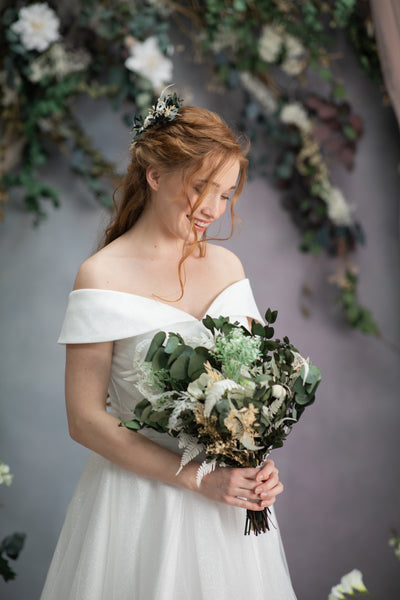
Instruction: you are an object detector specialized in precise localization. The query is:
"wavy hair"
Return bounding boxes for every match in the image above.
[100,105,249,299]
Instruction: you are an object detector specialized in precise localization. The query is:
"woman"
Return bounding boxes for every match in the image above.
[41,93,297,599]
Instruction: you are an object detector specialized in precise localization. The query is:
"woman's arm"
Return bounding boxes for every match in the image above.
[65,341,283,511]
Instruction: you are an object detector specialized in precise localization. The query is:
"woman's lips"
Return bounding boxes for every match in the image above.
[187,216,212,231]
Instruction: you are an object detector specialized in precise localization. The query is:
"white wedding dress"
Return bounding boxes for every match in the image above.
[41,279,297,600]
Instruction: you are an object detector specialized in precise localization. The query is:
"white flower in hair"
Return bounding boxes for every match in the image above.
[11,2,60,53]
[125,36,173,91]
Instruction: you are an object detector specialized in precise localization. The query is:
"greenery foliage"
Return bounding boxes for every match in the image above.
[0,533,26,582]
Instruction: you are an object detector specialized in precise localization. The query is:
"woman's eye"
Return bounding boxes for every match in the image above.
[221,195,230,201]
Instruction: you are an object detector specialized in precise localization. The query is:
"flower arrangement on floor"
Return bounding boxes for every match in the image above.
[121,309,321,535]
[0,459,26,582]
[0,0,392,335]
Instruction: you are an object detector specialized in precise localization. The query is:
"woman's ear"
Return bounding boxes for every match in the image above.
[146,165,161,191]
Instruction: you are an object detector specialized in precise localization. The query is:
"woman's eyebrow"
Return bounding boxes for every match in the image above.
[198,179,237,190]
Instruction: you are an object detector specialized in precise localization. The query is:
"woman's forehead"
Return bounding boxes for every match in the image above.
[189,157,240,185]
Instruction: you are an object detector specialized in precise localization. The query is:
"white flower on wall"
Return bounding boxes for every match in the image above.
[0,461,13,486]
[281,34,305,76]
[280,102,312,133]
[240,71,277,115]
[11,2,60,53]
[320,184,354,226]
[259,23,306,76]
[125,36,173,91]
[258,24,283,63]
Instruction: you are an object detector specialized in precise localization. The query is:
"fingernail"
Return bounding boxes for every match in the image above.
[261,492,268,498]
[255,487,262,494]
[261,500,268,507]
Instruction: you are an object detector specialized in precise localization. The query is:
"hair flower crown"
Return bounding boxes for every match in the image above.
[131,86,184,146]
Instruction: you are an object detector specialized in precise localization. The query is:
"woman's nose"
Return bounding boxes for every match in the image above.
[200,194,225,219]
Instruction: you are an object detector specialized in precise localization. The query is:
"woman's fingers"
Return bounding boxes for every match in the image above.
[228,495,265,511]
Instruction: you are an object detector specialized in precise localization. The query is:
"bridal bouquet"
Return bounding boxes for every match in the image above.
[121,309,321,535]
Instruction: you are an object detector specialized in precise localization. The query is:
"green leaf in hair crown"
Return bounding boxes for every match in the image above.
[131,86,184,146]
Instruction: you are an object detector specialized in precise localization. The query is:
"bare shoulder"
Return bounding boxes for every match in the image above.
[205,243,246,282]
[73,242,122,291]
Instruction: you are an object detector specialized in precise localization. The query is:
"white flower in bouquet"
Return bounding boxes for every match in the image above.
[258,24,283,63]
[320,184,353,226]
[240,71,277,115]
[271,384,287,400]
[11,3,60,53]
[281,34,306,76]
[280,102,312,133]
[0,461,13,486]
[125,36,173,91]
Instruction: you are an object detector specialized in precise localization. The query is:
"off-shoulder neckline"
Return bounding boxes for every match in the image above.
[69,278,249,322]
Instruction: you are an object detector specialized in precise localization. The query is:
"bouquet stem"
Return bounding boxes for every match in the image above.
[244,507,274,536]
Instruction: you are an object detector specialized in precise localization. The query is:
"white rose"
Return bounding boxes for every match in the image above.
[11,3,60,53]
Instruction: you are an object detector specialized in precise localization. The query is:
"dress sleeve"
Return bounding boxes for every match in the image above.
[57,289,194,344]
[210,279,264,324]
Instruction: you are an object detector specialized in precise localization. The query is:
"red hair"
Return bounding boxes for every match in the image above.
[101,105,249,298]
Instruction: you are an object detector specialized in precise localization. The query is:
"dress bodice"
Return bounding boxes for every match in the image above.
[58,279,263,450]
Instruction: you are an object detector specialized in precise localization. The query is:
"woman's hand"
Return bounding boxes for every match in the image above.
[196,459,283,510]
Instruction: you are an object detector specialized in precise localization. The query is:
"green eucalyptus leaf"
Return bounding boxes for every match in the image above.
[152,347,168,372]
[134,398,151,418]
[188,348,209,380]
[294,393,311,406]
[164,335,180,354]
[140,404,153,422]
[145,331,166,361]
[121,418,141,431]
[170,354,190,380]
[167,344,186,366]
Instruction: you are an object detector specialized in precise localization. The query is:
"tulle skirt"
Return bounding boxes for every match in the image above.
[40,452,297,600]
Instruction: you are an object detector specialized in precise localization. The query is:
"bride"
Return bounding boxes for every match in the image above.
[40,92,297,599]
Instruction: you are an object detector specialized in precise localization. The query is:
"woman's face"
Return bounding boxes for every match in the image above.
[147,158,240,242]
